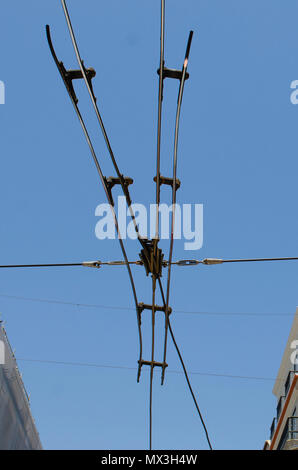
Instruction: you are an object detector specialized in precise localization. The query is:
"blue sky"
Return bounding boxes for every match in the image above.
[0,0,298,449]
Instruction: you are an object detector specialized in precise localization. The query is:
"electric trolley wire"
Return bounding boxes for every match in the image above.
[149,277,157,450]
[154,0,166,241]
[60,0,145,249]
[27,0,298,451]
[46,24,143,377]
[149,0,166,449]
[162,31,193,385]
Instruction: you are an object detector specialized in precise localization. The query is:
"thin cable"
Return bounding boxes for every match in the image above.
[0,263,82,268]
[218,257,298,264]
[162,31,194,384]
[0,293,295,317]
[158,278,213,450]
[16,357,280,382]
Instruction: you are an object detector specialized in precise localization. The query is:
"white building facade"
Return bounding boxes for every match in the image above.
[0,323,42,450]
[264,309,298,450]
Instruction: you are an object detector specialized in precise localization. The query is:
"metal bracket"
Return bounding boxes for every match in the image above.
[137,302,172,324]
[157,66,189,81]
[139,239,164,278]
[59,61,96,104]
[138,360,168,369]
[104,175,133,206]
[153,175,181,191]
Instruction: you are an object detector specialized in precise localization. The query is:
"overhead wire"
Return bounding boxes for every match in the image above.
[25,0,298,451]
[0,293,295,317]
[154,0,165,241]
[60,0,146,250]
[162,31,193,385]
[15,357,280,382]
[46,23,143,378]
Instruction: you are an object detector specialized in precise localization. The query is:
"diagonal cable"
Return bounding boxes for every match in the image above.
[158,278,213,450]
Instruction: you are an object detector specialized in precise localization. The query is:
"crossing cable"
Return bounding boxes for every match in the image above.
[2,256,298,269]
[1,291,296,317]
[15,357,280,382]
[45,25,143,380]
[157,278,213,450]
[171,256,298,265]
[0,262,84,269]
[0,260,142,269]
[161,31,193,385]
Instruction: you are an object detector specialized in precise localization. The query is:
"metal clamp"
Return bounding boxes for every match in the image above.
[104,175,133,206]
[139,239,164,278]
[153,175,181,191]
[157,67,189,82]
[176,259,200,266]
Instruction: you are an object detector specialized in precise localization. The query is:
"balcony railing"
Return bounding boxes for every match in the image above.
[276,396,285,421]
[285,371,296,397]
[277,417,298,450]
[270,417,276,440]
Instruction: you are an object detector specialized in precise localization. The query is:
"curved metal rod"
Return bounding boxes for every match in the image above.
[60,0,146,249]
[161,31,193,385]
[154,0,166,242]
[46,25,143,380]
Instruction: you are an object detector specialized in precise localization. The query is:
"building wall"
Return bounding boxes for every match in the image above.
[0,324,42,450]
[264,309,298,450]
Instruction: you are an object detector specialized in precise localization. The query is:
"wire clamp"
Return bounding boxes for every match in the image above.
[157,67,189,82]
[139,239,164,278]
[82,260,101,268]
[154,175,181,191]
[46,26,96,105]
[138,359,168,369]
[104,175,133,206]
[137,302,172,324]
